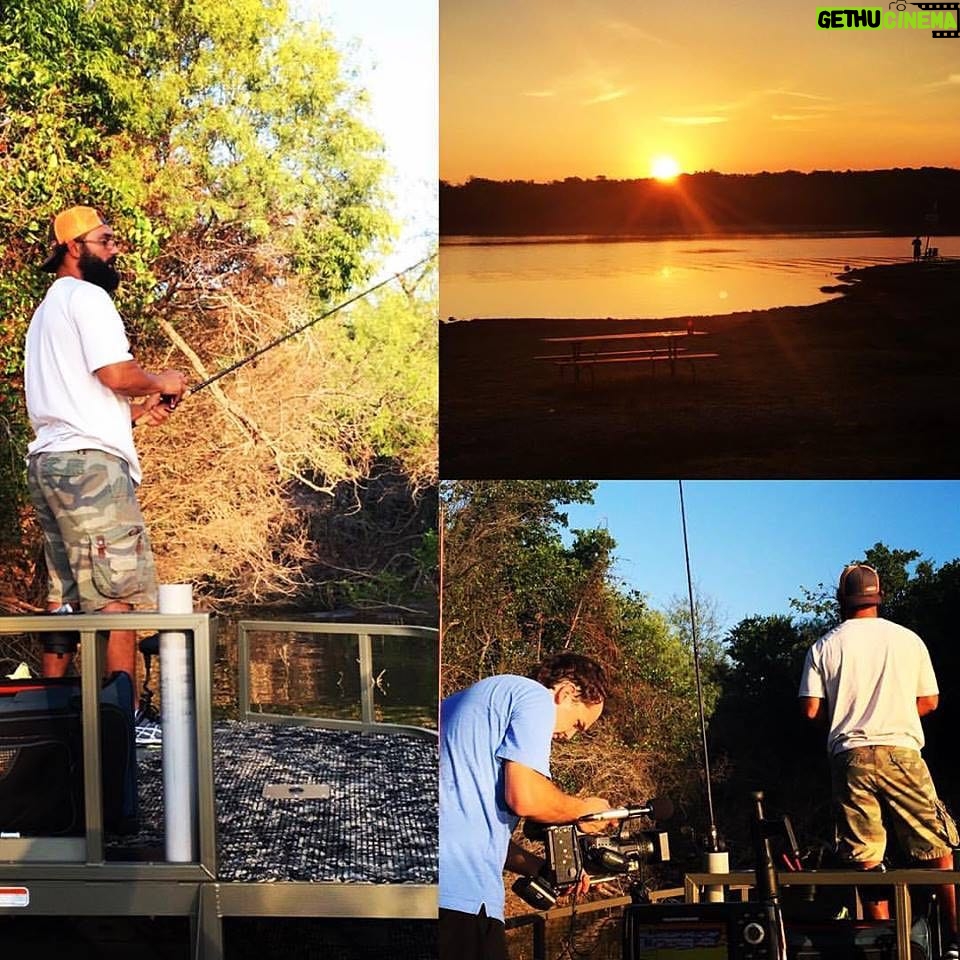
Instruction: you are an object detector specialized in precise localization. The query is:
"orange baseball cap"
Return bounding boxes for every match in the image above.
[40,205,107,272]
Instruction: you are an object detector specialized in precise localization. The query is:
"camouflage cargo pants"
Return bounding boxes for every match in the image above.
[831,745,958,864]
[27,449,158,612]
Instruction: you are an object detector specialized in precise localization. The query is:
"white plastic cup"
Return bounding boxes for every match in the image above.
[705,849,729,902]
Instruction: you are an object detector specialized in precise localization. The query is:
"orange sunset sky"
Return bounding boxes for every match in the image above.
[441,0,960,183]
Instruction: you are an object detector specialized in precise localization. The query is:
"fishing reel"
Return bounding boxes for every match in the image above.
[513,799,673,910]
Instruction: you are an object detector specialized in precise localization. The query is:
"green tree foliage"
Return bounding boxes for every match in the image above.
[0,0,435,608]
[303,269,438,485]
[708,614,829,853]
[0,0,391,278]
[0,0,390,387]
[606,593,723,772]
[440,479,603,688]
[441,480,727,835]
[876,553,960,803]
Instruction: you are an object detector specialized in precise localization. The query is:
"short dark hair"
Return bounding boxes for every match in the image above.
[40,243,68,274]
[530,652,608,704]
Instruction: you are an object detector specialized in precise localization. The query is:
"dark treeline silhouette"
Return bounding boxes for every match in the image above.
[440,168,960,236]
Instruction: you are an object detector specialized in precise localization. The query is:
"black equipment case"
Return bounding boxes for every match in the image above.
[624,902,927,960]
[0,672,138,836]
[624,902,780,960]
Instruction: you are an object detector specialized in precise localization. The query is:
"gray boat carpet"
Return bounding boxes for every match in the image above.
[109,720,437,884]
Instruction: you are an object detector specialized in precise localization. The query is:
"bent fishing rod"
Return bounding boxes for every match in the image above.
[160,253,435,408]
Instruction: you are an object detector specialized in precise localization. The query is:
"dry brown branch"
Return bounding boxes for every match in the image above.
[129,235,435,609]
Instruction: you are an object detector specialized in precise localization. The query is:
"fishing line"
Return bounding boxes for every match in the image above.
[164,253,436,406]
[678,479,720,853]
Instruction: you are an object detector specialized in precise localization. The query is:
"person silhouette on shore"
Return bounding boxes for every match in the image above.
[912,236,922,261]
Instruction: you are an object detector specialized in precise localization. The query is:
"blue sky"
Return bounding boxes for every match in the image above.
[295,1,438,275]
[563,481,960,633]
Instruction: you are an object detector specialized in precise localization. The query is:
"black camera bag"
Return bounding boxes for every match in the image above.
[0,672,138,836]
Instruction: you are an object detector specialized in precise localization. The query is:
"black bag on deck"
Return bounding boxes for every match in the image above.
[0,672,138,836]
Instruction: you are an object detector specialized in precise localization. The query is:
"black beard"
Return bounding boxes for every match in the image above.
[78,249,121,294]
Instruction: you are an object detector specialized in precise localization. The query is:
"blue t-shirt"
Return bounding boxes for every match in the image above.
[439,675,555,921]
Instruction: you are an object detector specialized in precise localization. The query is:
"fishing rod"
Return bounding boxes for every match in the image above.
[162,252,436,408]
[678,479,720,854]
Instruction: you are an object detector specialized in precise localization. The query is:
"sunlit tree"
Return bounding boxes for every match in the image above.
[0,0,436,609]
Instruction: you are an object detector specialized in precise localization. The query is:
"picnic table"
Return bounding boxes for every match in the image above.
[535,328,718,383]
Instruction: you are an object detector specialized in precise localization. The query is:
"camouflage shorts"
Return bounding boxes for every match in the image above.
[27,450,158,612]
[831,745,958,864]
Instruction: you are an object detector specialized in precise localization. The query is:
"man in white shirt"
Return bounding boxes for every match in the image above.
[24,205,187,694]
[799,564,957,955]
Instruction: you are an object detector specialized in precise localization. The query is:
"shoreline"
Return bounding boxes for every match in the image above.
[440,228,941,248]
[439,260,960,478]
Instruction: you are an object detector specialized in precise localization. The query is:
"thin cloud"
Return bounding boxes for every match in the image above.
[696,89,834,116]
[661,115,728,125]
[700,99,748,113]
[583,88,631,106]
[522,89,557,98]
[772,113,829,121]
[926,73,960,88]
[542,62,634,107]
[599,18,671,46]
[763,88,833,102]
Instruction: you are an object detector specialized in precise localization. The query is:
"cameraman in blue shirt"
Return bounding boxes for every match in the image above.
[439,652,610,960]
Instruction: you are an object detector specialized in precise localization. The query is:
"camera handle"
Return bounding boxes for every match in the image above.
[512,873,559,911]
[578,797,675,823]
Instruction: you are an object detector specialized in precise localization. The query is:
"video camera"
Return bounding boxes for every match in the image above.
[513,798,673,910]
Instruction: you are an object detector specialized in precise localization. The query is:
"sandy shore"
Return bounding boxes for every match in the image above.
[439,260,960,478]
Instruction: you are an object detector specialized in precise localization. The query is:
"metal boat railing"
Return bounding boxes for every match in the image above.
[236,620,438,739]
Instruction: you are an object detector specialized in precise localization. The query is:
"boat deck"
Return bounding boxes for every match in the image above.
[108,719,437,884]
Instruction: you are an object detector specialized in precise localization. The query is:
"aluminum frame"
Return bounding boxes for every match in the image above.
[0,612,217,878]
[237,620,439,740]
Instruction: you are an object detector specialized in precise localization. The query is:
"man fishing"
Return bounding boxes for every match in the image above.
[799,563,958,959]
[24,205,187,739]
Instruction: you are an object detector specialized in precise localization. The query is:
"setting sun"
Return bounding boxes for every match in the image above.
[651,155,681,181]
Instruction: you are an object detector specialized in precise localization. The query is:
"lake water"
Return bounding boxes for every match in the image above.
[440,234,954,320]
[0,621,438,730]
[231,626,438,729]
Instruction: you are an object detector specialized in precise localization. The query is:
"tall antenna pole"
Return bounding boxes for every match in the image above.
[679,480,720,853]
[438,489,445,676]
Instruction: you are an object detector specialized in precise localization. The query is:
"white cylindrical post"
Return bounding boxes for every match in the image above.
[159,583,197,862]
[705,849,729,903]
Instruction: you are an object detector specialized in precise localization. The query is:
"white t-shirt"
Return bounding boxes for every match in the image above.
[798,616,939,756]
[24,276,142,483]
